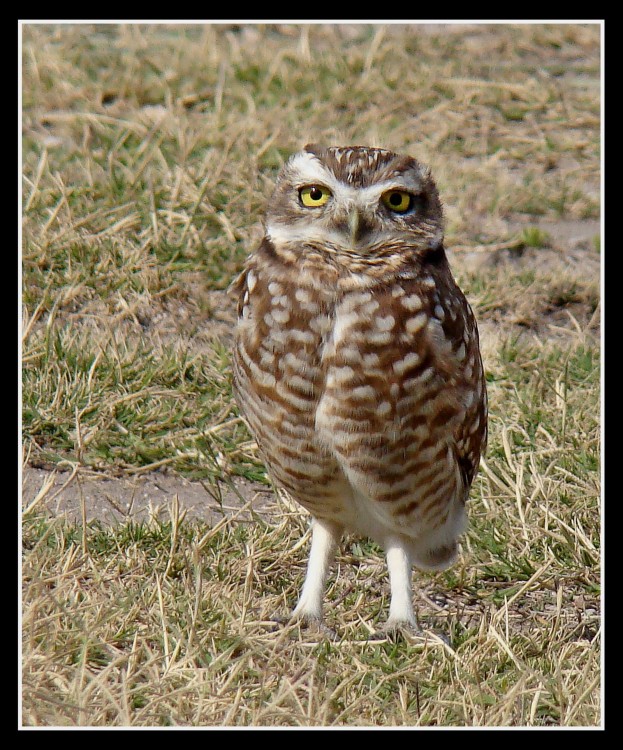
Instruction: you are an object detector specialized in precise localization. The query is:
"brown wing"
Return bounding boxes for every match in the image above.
[427,260,488,492]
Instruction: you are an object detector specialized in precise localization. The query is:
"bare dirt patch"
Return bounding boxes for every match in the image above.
[22,465,273,525]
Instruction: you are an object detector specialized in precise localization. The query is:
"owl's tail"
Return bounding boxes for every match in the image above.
[408,498,467,572]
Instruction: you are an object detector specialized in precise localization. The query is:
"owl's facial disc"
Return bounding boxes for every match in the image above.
[266,149,441,255]
[267,188,411,253]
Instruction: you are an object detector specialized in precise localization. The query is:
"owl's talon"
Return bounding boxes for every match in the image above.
[368,622,450,646]
[367,617,424,642]
[299,618,338,641]
[267,611,338,640]
[267,613,290,626]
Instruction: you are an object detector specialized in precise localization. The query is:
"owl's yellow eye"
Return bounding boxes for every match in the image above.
[381,190,413,213]
[299,185,332,207]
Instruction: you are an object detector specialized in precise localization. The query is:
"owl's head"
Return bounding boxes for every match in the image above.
[265,144,444,263]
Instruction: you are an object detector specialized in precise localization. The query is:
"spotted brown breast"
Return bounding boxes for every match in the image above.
[232,235,487,570]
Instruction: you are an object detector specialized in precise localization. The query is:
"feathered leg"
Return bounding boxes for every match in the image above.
[292,518,343,624]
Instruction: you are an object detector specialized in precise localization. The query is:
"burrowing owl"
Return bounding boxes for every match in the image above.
[232,144,487,634]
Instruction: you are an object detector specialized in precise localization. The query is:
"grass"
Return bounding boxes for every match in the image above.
[21,22,601,727]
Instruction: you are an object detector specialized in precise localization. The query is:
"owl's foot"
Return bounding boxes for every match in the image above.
[297,616,339,641]
[368,618,423,642]
[369,619,451,646]
[268,612,338,641]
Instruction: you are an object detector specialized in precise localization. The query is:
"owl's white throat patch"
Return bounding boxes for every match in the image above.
[266,220,351,250]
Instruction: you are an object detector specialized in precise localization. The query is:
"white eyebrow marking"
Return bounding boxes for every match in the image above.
[285,152,423,206]
[286,152,336,188]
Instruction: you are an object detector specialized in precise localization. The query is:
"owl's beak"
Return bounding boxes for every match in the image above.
[347,207,362,245]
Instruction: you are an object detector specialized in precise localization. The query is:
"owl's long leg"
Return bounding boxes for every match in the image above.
[384,535,419,631]
[292,517,343,623]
